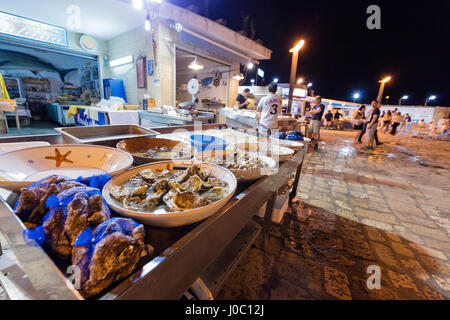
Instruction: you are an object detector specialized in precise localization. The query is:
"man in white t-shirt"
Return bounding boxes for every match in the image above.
[257,82,282,136]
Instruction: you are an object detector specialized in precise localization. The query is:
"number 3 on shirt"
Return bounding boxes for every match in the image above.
[270,104,279,115]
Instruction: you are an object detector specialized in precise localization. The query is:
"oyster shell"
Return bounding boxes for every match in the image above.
[123,196,144,210]
[143,190,166,209]
[180,174,203,192]
[163,190,196,211]
[207,177,226,188]
[131,185,148,198]
[203,187,228,202]
[152,179,169,192]
[201,181,212,191]
[129,175,147,187]
[199,170,211,181]
[139,169,156,181]
[175,165,200,184]
[168,180,182,191]
[157,169,172,179]
[110,186,130,201]
[193,196,211,208]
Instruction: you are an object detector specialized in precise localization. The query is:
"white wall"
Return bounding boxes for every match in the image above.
[380,106,443,123]
[106,26,154,105]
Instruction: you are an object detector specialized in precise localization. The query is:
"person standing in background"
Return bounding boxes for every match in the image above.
[324,109,333,129]
[390,112,403,135]
[400,113,411,132]
[309,96,325,141]
[333,109,343,130]
[257,82,282,137]
[352,105,366,143]
[380,110,392,133]
[235,88,251,109]
[363,100,381,150]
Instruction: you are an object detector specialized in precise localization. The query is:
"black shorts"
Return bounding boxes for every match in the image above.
[383,120,390,124]
[353,124,363,130]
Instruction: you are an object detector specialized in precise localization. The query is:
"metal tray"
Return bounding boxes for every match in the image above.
[55,125,159,147]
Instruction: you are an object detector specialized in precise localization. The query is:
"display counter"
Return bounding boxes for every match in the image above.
[220,107,309,134]
[139,109,215,127]
[0,123,308,300]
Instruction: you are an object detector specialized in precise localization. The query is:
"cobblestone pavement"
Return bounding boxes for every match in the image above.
[218,130,450,300]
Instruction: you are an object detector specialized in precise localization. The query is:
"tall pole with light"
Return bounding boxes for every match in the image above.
[288,40,305,113]
[352,92,360,103]
[377,76,391,104]
[399,95,408,105]
[425,95,436,106]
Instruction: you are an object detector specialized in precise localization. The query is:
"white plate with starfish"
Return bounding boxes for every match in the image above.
[0,144,133,192]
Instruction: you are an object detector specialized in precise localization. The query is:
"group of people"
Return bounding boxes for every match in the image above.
[378,109,411,136]
[350,101,415,149]
[324,108,343,130]
[236,86,449,148]
[235,83,283,136]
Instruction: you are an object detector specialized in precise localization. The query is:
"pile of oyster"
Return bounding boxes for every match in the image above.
[134,146,170,159]
[110,165,229,212]
[209,152,268,170]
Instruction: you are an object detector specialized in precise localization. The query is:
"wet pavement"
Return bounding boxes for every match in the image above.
[218,130,450,300]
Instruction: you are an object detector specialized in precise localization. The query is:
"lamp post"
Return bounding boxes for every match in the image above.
[273,78,279,83]
[352,93,360,103]
[425,95,436,106]
[288,40,305,113]
[399,95,408,105]
[377,76,391,104]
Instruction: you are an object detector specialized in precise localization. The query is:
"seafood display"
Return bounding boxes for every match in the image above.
[134,145,171,159]
[235,142,295,162]
[207,152,268,170]
[116,137,192,165]
[14,175,151,298]
[109,165,229,213]
[194,150,277,182]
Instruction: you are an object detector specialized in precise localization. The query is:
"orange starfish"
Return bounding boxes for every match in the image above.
[45,148,74,167]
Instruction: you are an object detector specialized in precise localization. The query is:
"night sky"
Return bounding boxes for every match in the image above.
[169,0,450,106]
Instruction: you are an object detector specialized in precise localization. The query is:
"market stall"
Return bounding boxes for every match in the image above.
[139,108,215,127]
[0,123,307,300]
[220,107,309,135]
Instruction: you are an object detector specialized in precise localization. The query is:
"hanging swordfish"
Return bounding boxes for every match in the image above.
[0,49,78,81]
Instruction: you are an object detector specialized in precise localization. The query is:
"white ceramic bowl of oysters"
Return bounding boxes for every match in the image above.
[194,149,277,182]
[233,142,295,162]
[102,161,237,227]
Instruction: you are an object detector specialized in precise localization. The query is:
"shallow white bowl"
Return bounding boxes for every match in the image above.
[0,144,133,192]
[268,138,305,151]
[234,142,295,162]
[102,161,237,227]
[194,149,277,182]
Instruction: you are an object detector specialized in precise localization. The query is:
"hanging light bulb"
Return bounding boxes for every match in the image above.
[145,12,151,31]
[189,57,204,70]
[232,73,245,81]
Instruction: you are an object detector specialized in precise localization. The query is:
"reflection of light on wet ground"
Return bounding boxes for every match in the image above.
[386,153,395,158]
[338,146,355,156]
[368,155,382,161]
